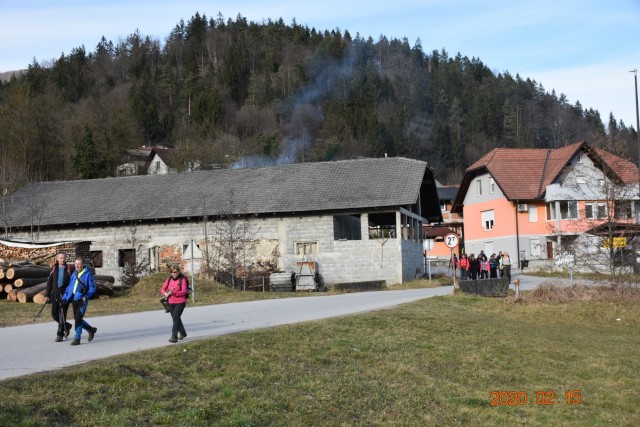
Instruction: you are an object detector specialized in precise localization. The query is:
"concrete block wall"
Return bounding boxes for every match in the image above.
[279,213,404,286]
[402,240,425,281]
[12,209,420,287]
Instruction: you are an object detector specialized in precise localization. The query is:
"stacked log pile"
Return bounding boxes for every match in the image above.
[1,260,116,304]
[1,262,49,303]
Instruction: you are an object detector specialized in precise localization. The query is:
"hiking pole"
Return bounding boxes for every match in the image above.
[59,301,67,336]
[33,302,47,322]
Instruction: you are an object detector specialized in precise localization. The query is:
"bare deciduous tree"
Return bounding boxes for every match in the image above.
[210,189,259,289]
[547,150,639,282]
[118,223,151,288]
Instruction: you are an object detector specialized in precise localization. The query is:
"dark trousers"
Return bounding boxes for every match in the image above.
[71,299,93,340]
[480,270,488,279]
[490,267,497,278]
[51,298,72,337]
[470,270,477,280]
[461,269,468,280]
[503,265,512,283]
[169,302,187,339]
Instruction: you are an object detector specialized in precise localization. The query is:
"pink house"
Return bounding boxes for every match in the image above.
[424,185,462,261]
[452,141,639,269]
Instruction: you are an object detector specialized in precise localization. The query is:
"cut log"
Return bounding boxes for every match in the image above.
[5,259,31,267]
[4,283,13,293]
[0,269,4,279]
[7,290,18,302]
[94,275,115,284]
[13,277,50,288]
[17,283,48,303]
[30,253,55,264]
[5,266,52,280]
[33,293,47,304]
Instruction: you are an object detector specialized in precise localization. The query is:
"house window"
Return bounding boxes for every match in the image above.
[334,215,362,240]
[155,161,160,172]
[295,242,318,255]
[546,203,556,221]
[598,179,605,187]
[481,209,494,231]
[118,249,136,268]
[559,201,578,219]
[576,176,586,184]
[528,205,538,222]
[476,179,483,196]
[489,177,495,194]
[614,201,634,219]
[577,154,583,163]
[90,251,103,268]
[439,201,446,211]
[585,203,607,219]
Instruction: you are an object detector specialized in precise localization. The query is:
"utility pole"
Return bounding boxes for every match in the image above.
[631,70,640,275]
[629,68,640,191]
[632,71,640,174]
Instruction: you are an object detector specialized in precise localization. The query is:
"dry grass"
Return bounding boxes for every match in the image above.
[509,282,640,305]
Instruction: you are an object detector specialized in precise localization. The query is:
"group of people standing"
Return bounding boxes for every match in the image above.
[44,252,188,345]
[455,250,512,283]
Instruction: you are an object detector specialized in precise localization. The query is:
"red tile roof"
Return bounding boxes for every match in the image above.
[454,141,639,209]
[592,147,639,184]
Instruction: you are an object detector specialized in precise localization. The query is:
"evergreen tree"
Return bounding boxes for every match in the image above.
[71,125,106,179]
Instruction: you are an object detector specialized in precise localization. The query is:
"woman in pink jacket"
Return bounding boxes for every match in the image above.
[160,265,189,343]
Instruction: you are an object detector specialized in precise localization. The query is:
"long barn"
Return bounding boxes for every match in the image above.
[1,157,442,287]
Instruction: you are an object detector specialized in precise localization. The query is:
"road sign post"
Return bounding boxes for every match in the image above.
[423,239,434,281]
[444,233,459,289]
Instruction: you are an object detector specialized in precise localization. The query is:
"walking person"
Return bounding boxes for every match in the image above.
[62,257,97,345]
[45,252,74,342]
[459,254,469,280]
[500,251,513,284]
[161,265,189,343]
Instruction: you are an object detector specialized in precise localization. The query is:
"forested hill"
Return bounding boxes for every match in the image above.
[0,13,637,185]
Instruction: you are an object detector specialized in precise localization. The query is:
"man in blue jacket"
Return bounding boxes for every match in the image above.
[62,257,97,345]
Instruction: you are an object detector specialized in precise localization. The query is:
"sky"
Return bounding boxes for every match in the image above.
[1,0,639,129]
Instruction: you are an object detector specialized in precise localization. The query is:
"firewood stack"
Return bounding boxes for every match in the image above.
[1,258,116,304]
[1,260,51,303]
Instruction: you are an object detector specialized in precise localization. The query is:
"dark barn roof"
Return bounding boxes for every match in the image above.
[436,186,458,201]
[4,157,442,229]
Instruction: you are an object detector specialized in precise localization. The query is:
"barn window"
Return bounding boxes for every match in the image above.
[118,249,136,268]
[333,214,362,240]
[368,212,397,239]
[90,251,103,268]
[295,242,318,255]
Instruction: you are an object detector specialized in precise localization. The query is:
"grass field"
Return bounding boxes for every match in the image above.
[0,280,638,426]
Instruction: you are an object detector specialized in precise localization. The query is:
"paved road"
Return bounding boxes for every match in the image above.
[0,273,573,382]
[0,287,454,381]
